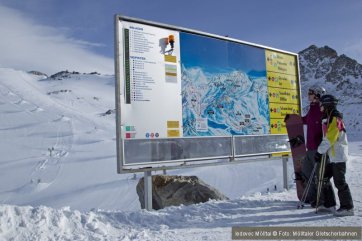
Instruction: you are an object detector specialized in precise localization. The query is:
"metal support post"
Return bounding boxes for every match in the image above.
[144,170,153,210]
[282,155,289,190]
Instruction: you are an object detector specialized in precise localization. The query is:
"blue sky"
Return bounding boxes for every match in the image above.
[0,0,361,75]
[180,32,266,74]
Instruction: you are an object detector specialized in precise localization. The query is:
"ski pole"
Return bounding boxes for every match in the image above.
[298,165,316,209]
[315,155,325,212]
[315,154,326,213]
[298,163,317,209]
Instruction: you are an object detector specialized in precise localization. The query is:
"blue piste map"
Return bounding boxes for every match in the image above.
[180,32,270,136]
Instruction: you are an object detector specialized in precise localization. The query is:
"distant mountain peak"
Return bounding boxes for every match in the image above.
[47,70,101,80]
[299,45,338,63]
[28,70,48,78]
[299,45,362,131]
[48,70,80,80]
[299,45,362,84]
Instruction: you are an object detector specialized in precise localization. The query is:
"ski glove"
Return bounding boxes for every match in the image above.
[314,152,322,163]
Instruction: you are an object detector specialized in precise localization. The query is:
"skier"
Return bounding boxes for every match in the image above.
[315,94,354,216]
[301,85,326,206]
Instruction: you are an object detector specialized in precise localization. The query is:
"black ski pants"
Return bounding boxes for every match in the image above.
[321,162,354,209]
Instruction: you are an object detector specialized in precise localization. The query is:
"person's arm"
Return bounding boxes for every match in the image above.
[317,117,339,155]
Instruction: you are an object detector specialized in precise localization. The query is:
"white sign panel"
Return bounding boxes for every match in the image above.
[119,21,182,139]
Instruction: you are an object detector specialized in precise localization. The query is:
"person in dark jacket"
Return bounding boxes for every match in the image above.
[301,85,326,205]
[315,94,354,216]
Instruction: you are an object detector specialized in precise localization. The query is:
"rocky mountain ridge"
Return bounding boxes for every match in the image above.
[298,45,362,133]
[299,45,362,98]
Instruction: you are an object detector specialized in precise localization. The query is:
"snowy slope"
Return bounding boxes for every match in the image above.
[0,68,296,213]
[0,68,138,211]
[1,149,361,241]
[0,67,361,240]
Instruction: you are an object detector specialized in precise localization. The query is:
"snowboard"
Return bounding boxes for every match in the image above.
[284,114,307,201]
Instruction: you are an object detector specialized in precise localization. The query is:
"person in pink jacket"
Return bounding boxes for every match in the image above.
[301,85,325,205]
[315,94,354,216]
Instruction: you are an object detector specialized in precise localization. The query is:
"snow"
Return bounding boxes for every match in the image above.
[0,68,361,240]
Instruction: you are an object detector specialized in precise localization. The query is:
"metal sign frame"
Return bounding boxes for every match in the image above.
[114,15,302,173]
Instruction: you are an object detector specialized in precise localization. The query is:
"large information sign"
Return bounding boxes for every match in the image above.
[115,16,301,172]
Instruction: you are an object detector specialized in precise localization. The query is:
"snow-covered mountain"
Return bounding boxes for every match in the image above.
[0,45,361,240]
[299,45,362,134]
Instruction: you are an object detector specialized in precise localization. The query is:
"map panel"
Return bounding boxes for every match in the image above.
[180,33,270,136]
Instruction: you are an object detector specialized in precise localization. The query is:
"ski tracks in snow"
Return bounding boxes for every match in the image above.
[0,82,73,191]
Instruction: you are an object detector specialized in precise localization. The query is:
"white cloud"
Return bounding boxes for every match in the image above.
[0,5,114,75]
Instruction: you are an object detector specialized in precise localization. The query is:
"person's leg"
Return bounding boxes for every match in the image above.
[321,162,336,208]
[332,163,354,209]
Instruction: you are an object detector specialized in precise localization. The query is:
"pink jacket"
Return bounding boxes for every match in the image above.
[302,102,324,150]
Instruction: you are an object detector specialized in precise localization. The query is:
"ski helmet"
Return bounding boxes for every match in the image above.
[320,94,338,109]
[308,85,326,99]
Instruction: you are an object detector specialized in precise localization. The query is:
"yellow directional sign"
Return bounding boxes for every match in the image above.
[270,118,287,134]
[267,72,298,89]
[269,103,300,119]
[268,87,299,104]
[265,50,300,134]
[266,50,297,76]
